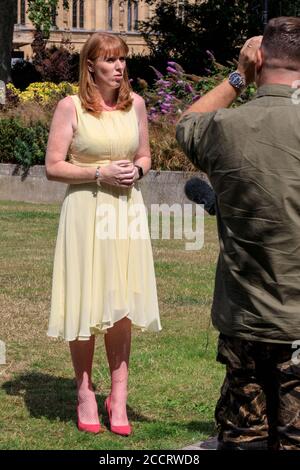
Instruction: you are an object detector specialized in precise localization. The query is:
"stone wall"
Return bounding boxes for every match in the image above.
[0,164,208,210]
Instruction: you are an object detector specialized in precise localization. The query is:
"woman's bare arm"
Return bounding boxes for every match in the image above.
[132,93,151,178]
[46,96,138,187]
[45,96,97,184]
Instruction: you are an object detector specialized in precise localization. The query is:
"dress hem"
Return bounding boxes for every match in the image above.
[47,314,162,341]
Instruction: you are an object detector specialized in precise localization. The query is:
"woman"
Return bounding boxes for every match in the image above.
[46,32,161,436]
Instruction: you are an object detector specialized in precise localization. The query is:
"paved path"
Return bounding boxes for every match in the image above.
[182,436,218,450]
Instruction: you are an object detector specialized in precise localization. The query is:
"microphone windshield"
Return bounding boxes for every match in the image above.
[184,177,216,215]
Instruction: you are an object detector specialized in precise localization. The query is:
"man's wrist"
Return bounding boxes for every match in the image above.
[236,68,249,86]
[228,70,246,92]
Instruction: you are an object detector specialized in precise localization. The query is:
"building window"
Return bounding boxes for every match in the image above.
[127,0,132,31]
[133,1,138,31]
[20,0,26,25]
[79,0,84,28]
[72,0,77,28]
[108,0,113,30]
[51,4,57,27]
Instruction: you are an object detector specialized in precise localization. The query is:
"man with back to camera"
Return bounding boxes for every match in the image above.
[176,17,300,450]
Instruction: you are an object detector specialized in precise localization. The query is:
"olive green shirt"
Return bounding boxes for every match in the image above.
[176,84,300,343]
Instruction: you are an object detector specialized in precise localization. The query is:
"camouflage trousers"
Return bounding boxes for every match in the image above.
[215,334,300,450]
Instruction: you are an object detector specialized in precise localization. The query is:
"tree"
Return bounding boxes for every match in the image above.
[27,0,69,40]
[0,0,17,83]
[268,0,300,17]
[0,0,69,84]
[141,0,300,74]
[27,1,70,83]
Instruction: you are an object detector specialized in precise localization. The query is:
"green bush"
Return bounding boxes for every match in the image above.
[14,124,48,168]
[0,119,21,163]
[0,118,48,168]
[0,68,257,171]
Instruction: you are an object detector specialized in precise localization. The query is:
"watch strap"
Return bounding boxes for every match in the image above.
[134,164,144,180]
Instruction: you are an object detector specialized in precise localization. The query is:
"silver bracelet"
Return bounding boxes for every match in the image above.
[95,166,101,187]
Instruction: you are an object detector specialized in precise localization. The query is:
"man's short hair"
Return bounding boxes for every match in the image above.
[262,17,300,70]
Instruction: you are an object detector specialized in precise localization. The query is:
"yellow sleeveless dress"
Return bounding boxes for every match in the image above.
[47,95,161,341]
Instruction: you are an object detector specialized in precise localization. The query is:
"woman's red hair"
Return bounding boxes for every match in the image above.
[79,32,133,115]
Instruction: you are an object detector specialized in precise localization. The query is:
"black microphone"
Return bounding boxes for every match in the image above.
[184,177,216,215]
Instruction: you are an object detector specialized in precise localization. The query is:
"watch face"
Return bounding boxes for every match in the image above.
[229,72,245,89]
[231,74,240,86]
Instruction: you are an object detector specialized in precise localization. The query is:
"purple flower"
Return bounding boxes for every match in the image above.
[163,93,173,101]
[157,79,171,86]
[185,83,194,94]
[166,66,178,74]
[192,95,200,102]
[206,50,215,61]
[150,66,163,79]
[148,113,158,121]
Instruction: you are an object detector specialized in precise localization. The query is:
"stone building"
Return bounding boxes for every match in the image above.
[13,0,160,59]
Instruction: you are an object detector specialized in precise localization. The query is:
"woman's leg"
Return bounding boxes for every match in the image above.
[69,335,100,425]
[105,317,131,426]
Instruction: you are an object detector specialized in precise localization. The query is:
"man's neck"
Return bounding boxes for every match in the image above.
[257,70,300,88]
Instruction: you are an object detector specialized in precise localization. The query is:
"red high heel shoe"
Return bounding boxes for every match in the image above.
[77,404,102,434]
[105,395,132,436]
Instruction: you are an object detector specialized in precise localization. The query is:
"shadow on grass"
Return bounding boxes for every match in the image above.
[185,421,215,435]
[2,371,216,442]
[1,371,152,424]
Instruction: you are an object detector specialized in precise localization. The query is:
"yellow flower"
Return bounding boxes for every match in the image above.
[9,81,79,103]
[7,83,20,96]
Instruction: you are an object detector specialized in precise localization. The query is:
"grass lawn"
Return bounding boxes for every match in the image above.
[0,200,224,450]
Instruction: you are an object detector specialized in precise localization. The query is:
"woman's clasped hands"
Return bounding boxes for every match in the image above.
[100,160,138,187]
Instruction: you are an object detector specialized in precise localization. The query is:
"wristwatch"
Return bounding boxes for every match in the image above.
[134,164,144,180]
[228,71,246,91]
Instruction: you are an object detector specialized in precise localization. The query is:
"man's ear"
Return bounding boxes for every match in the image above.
[256,48,263,73]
